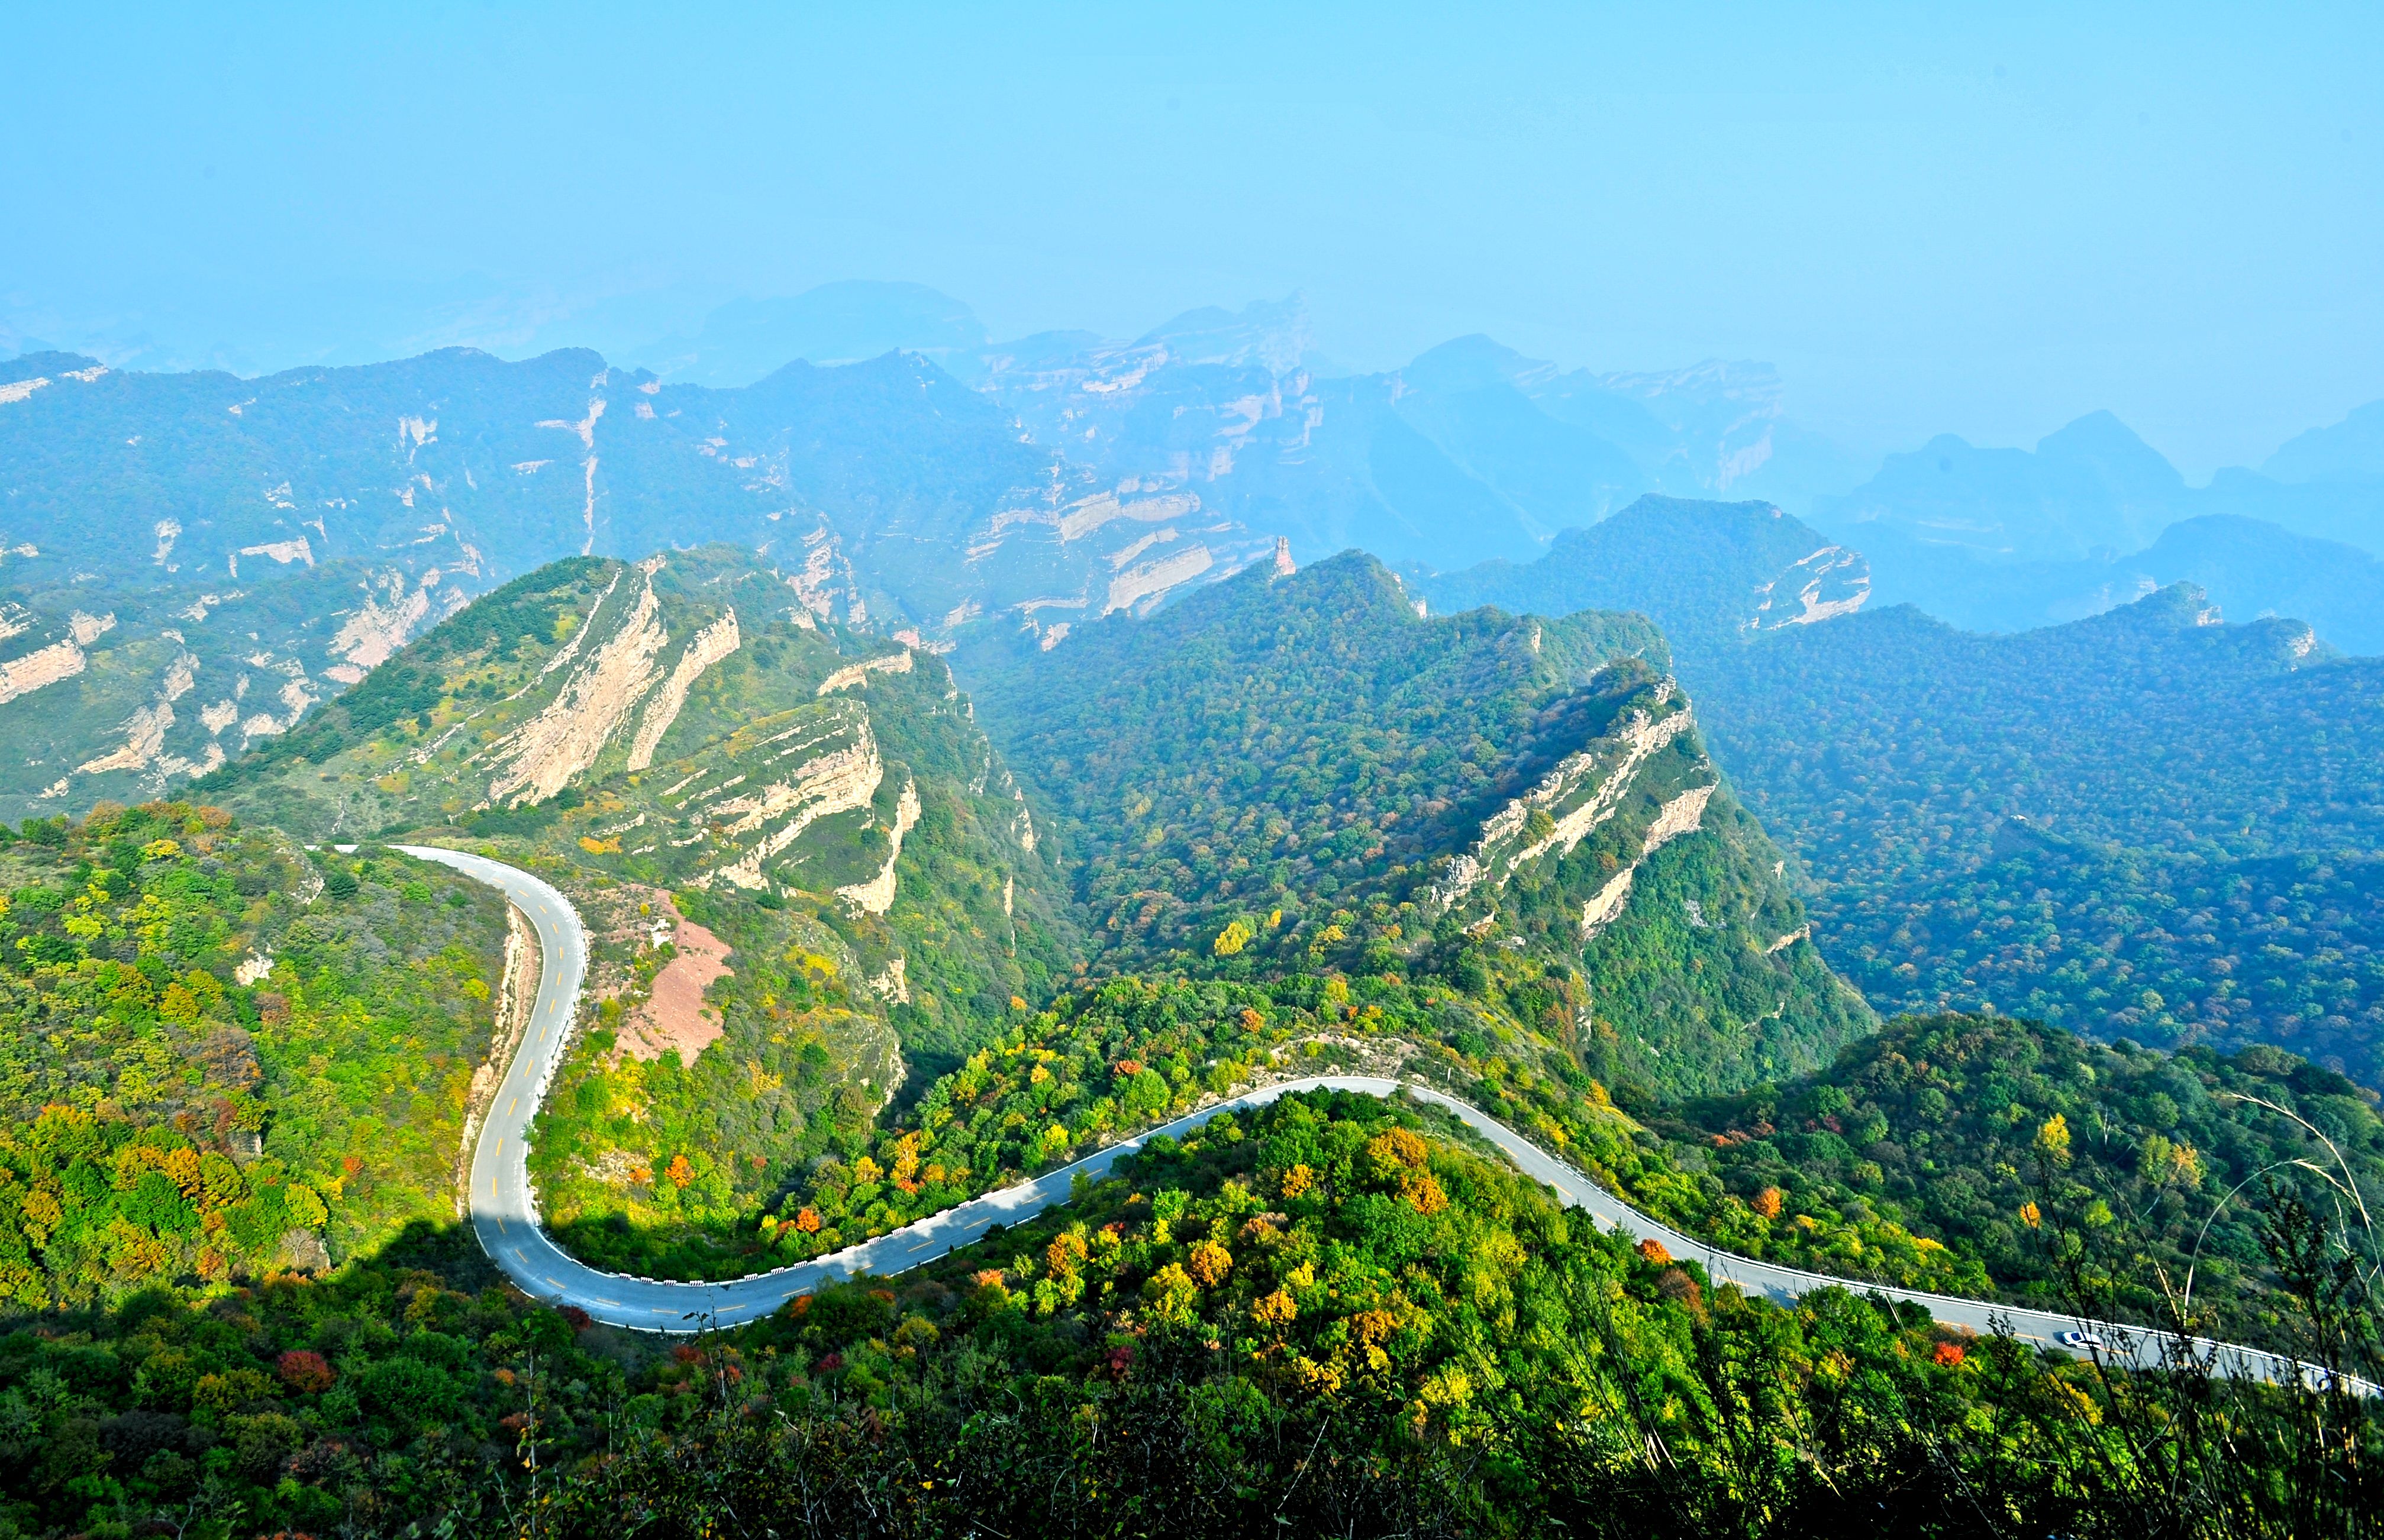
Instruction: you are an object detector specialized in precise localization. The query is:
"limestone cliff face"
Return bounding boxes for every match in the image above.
[835,776,921,914]
[627,609,741,770]
[1408,656,1864,1099]
[696,708,886,890]
[485,571,671,805]
[1431,674,1711,914]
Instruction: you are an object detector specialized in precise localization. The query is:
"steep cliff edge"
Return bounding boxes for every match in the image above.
[963,550,1869,1097]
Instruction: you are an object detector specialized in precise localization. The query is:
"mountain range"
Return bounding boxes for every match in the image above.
[1814,408,2384,639]
[1425,496,2384,1086]
[9,291,2384,1089]
[2,364,2377,1528]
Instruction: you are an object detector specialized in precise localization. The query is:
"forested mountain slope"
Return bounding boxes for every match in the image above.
[0,347,1276,810]
[964,550,1869,1099]
[0,802,511,1307]
[1701,587,2384,1085]
[1424,499,2384,1089]
[15,1087,2360,1538]
[192,545,1081,1275]
[1660,1012,2384,1352]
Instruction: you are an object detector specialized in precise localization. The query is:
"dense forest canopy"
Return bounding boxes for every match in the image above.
[0,802,508,1309]
[2,1092,2372,1538]
[1424,499,2384,1090]
[0,532,2379,1536]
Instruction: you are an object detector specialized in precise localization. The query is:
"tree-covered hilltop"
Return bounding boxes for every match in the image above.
[741,968,1977,1297]
[741,942,2367,1355]
[1415,494,1873,657]
[966,550,1671,953]
[0,801,509,1309]
[2,1092,2370,1539]
[1422,497,2384,1090]
[1697,586,2384,1086]
[964,550,1867,1101]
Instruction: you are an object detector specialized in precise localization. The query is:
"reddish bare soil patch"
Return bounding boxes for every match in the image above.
[620,910,733,1063]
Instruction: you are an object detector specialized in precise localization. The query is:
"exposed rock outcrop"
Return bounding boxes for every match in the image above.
[626,609,740,770]
[815,648,912,696]
[1103,544,1213,615]
[836,776,921,915]
[486,573,667,805]
[1433,689,1696,911]
[701,715,886,890]
[0,637,90,705]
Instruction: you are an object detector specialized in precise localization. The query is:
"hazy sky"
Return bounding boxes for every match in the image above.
[7,2,2379,474]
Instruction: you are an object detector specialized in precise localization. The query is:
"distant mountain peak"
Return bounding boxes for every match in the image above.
[638,280,987,388]
[2035,410,2180,486]
[2,350,105,384]
[2262,398,2384,485]
[1399,334,1557,395]
[1133,293,1311,374]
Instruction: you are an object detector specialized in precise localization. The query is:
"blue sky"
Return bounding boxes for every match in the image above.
[5,2,2379,473]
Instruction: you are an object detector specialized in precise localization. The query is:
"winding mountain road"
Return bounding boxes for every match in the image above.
[399,844,2359,1392]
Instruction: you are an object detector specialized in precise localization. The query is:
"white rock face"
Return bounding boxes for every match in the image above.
[836,777,921,915]
[815,649,912,696]
[1434,697,1695,911]
[230,538,314,579]
[486,576,668,806]
[1057,489,1199,542]
[0,639,91,705]
[1579,866,1636,940]
[1640,784,1714,853]
[160,651,199,703]
[1103,543,1212,615]
[330,573,435,672]
[1748,545,1870,630]
[535,397,607,553]
[78,702,175,774]
[626,609,740,770]
[702,715,886,890]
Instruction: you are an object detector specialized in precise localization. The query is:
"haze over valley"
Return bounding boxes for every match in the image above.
[4,7,2382,1535]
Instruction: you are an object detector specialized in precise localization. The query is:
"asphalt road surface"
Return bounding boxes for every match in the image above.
[397,844,2362,1393]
